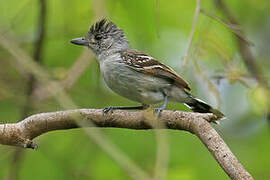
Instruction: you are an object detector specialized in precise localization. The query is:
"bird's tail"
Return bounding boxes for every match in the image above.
[184,96,224,119]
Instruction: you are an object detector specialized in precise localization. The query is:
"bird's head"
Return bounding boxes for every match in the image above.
[70,19,130,57]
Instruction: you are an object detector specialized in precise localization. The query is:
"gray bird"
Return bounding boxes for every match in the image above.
[70,19,224,118]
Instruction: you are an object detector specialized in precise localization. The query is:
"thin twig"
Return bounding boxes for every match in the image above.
[181,0,201,67]
[8,1,47,180]
[32,50,94,101]
[155,0,160,38]
[1,0,32,35]
[153,2,170,177]
[22,0,47,114]
[193,59,222,109]
[214,0,267,86]
[143,113,170,180]
[191,38,222,109]
[200,9,254,47]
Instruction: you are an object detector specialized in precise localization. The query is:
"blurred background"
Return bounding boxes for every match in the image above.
[0,0,269,179]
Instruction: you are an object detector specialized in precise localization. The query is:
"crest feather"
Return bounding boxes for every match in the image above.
[89,19,120,35]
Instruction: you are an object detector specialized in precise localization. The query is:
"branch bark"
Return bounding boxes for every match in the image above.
[0,109,253,180]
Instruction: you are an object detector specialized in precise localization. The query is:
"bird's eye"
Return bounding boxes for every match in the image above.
[95,35,102,40]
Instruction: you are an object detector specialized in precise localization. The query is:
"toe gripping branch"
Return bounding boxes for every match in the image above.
[103,104,149,113]
[103,96,169,117]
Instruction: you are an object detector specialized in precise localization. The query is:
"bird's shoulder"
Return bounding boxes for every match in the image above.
[119,49,191,91]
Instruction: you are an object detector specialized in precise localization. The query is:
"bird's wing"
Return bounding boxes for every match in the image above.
[120,50,191,91]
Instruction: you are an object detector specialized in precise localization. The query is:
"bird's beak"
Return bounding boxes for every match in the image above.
[70,37,88,46]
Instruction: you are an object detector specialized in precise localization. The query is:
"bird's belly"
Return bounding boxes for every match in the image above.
[101,62,169,104]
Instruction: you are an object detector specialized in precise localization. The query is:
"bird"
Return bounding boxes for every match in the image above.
[70,19,224,118]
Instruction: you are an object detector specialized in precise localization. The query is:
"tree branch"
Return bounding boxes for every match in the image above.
[0,109,253,180]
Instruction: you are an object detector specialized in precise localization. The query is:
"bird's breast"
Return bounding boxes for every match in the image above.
[100,58,169,104]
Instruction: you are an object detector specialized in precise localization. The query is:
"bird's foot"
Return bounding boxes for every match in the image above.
[154,95,168,117]
[103,105,148,114]
[103,107,114,114]
[154,107,163,117]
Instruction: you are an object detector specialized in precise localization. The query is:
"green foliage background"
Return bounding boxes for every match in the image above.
[0,0,269,179]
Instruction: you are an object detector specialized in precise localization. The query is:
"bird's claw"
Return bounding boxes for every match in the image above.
[154,108,163,117]
[103,107,114,114]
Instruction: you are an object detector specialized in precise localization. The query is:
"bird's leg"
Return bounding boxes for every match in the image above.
[103,104,149,113]
[155,95,168,116]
